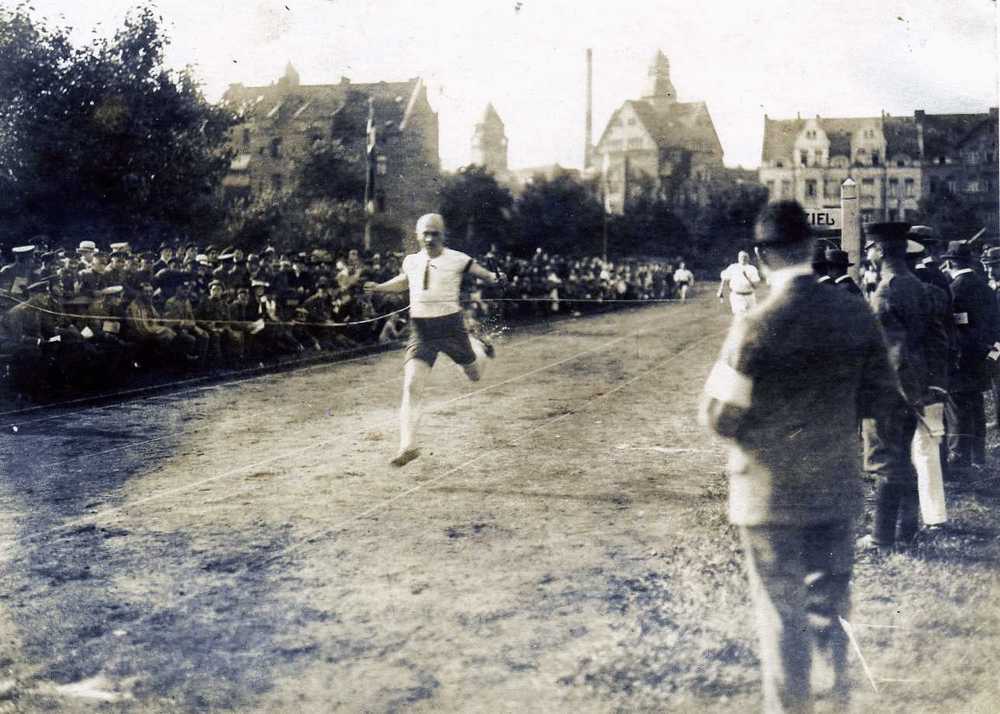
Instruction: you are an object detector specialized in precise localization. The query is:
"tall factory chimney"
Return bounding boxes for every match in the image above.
[585,48,593,169]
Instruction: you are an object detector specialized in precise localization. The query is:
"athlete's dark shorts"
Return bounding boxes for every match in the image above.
[404,312,476,367]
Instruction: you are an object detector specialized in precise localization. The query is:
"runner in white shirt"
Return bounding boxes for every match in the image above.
[672,261,695,301]
[364,213,505,467]
[717,251,762,316]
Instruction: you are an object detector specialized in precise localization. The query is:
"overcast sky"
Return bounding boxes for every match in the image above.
[24,0,1000,171]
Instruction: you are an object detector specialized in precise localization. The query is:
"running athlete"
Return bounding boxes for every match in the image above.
[717,250,762,316]
[364,213,505,467]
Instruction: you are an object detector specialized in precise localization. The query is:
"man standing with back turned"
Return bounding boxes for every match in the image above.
[699,201,897,713]
[365,213,504,467]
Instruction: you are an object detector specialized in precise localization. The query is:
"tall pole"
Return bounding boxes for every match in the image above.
[841,177,861,283]
[363,96,375,251]
[585,49,594,170]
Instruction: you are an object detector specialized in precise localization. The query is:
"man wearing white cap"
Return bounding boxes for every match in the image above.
[0,245,37,296]
[717,250,762,316]
[364,213,505,467]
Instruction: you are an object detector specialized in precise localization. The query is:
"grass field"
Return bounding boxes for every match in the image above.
[0,294,997,713]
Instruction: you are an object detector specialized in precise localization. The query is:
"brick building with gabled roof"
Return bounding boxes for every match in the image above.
[593,50,726,214]
[222,63,441,247]
[759,108,998,237]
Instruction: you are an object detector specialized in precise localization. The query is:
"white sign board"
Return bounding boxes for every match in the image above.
[806,208,841,230]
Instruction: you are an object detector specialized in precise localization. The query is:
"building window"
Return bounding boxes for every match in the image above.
[269,137,282,158]
[861,178,874,193]
[947,177,957,193]
[888,178,898,198]
[800,150,808,166]
[823,179,837,199]
[376,155,387,176]
[805,179,817,198]
[871,151,880,166]
[888,209,898,221]
[814,149,823,165]
[242,128,251,146]
[904,178,915,197]
[863,129,874,139]
[775,160,785,168]
[929,177,939,194]
[856,148,867,163]
[805,130,816,140]
[271,173,283,192]
[966,152,980,165]
[627,137,643,149]
[780,180,791,198]
[375,190,386,212]
[766,180,775,196]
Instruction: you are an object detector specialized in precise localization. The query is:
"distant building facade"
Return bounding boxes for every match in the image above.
[593,50,726,214]
[760,108,999,236]
[222,63,441,245]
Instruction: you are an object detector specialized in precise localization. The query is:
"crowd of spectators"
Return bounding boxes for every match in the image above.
[0,238,689,399]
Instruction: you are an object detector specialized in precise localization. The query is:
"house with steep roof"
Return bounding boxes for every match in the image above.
[759,108,998,235]
[592,51,725,213]
[221,63,441,246]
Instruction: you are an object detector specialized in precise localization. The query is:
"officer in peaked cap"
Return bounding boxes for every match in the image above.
[940,239,999,474]
[824,248,862,296]
[858,221,933,554]
[0,245,37,296]
[982,247,1000,427]
[907,225,951,293]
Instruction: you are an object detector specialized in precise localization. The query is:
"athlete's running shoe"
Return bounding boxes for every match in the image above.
[390,447,421,468]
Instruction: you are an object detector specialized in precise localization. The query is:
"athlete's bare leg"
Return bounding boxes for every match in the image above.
[461,336,490,382]
[393,358,430,467]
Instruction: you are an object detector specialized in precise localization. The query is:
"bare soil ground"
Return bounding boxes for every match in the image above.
[0,295,997,713]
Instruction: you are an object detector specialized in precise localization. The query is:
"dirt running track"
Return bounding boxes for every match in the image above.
[0,295,998,713]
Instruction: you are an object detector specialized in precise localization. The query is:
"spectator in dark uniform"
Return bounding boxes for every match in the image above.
[0,245,37,297]
[940,240,1000,476]
[859,222,932,555]
[909,226,952,294]
[699,200,897,713]
[196,279,244,365]
[811,245,831,283]
[982,247,1000,427]
[163,281,210,366]
[824,249,863,296]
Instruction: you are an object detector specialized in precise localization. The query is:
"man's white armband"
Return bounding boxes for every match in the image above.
[704,361,753,409]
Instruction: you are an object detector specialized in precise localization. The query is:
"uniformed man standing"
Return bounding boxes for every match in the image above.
[858,223,933,554]
[940,240,1000,475]
[982,247,1000,427]
[699,201,897,713]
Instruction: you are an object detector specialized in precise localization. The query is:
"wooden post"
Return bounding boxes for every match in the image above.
[841,178,861,282]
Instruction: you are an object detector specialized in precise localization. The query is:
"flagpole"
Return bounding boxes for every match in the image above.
[363,96,375,251]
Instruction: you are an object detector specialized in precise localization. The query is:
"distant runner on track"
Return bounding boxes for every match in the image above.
[364,213,505,467]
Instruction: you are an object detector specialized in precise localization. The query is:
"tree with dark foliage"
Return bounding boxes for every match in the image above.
[438,165,514,255]
[0,4,236,247]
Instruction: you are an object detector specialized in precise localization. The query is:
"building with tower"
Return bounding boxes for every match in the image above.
[221,63,441,247]
[593,50,726,214]
[470,103,509,176]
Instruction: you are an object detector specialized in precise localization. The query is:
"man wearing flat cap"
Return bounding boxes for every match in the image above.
[940,240,1000,475]
[699,200,897,713]
[858,222,934,554]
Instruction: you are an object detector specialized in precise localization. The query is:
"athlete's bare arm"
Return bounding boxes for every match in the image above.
[364,273,409,294]
[468,261,506,285]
